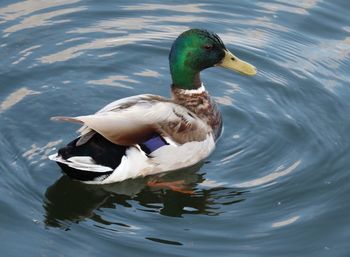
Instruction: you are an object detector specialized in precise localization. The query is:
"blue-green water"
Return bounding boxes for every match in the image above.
[1,0,350,256]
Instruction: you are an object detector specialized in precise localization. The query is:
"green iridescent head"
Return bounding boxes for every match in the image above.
[169,29,256,90]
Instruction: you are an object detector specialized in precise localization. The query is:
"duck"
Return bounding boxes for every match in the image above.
[49,29,256,184]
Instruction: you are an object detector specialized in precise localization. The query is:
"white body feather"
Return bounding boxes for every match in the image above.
[103,134,215,184]
[49,133,215,184]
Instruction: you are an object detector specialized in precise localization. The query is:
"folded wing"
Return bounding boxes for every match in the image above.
[52,95,210,146]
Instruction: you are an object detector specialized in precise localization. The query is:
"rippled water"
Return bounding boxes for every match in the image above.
[1,0,350,256]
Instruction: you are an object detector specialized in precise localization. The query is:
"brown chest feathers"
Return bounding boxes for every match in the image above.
[171,86,222,139]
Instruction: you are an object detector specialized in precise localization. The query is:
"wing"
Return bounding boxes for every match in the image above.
[76,94,164,143]
[72,94,167,146]
[52,96,210,146]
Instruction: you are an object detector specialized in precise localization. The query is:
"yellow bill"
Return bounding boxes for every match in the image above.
[217,50,257,76]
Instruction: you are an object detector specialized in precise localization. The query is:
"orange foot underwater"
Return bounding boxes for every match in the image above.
[147,179,194,194]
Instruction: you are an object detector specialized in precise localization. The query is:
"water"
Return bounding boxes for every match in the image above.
[1,0,350,256]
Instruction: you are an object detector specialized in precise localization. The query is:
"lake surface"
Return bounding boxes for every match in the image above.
[1,0,350,256]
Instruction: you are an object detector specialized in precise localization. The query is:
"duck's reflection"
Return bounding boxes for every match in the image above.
[44,164,246,228]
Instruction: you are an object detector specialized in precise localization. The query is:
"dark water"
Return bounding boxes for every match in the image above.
[1,0,350,256]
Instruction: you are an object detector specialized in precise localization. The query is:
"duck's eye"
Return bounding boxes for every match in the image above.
[203,44,213,51]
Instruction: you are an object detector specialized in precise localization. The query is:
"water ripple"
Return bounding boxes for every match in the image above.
[1,0,350,256]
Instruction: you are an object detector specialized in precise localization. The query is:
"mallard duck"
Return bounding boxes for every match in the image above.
[49,29,256,184]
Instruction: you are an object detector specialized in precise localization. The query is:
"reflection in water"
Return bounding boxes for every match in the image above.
[257,0,319,15]
[87,75,137,89]
[272,215,300,228]
[4,7,86,34]
[12,45,41,65]
[0,0,81,23]
[145,237,183,246]
[0,87,40,113]
[234,160,301,188]
[121,3,208,13]
[38,14,205,63]
[22,140,63,164]
[37,27,192,64]
[43,165,246,229]
[1,0,349,254]
[134,69,161,78]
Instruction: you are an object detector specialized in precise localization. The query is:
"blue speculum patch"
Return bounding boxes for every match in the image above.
[139,134,169,154]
